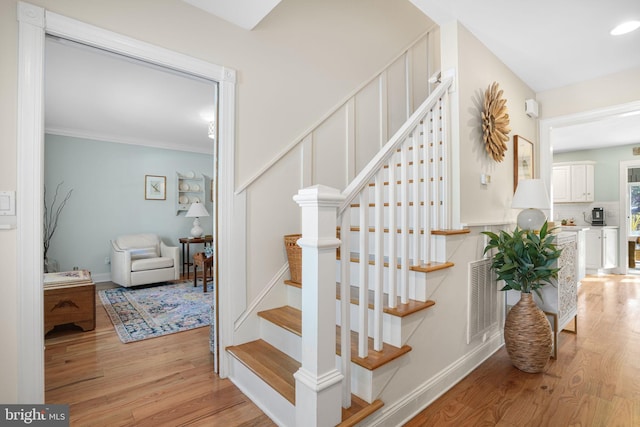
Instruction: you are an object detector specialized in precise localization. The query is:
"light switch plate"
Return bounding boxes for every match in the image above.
[0,191,16,216]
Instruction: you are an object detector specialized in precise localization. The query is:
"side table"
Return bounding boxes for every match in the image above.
[179,236,213,277]
[193,252,213,292]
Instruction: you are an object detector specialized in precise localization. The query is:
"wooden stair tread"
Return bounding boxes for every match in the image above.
[258,306,411,370]
[431,228,471,235]
[351,201,425,208]
[336,226,468,236]
[339,396,384,427]
[337,252,454,273]
[336,284,435,317]
[227,340,385,424]
[258,306,301,335]
[411,261,455,273]
[336,325,412,370]
[284,279,301,288]
[226,339,298,404]
[277,284,435,318]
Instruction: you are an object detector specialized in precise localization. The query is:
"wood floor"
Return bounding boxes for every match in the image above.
[45,282,275,426]
[46,275,640,426]
[405,274,640,426]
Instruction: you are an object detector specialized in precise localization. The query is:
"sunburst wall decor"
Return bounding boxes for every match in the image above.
[481,82,511,162]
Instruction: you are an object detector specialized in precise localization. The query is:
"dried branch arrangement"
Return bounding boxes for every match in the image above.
[44,182,73,262]
[481,82,511,162]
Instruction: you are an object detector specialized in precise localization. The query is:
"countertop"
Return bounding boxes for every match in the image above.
[556,225,590,232]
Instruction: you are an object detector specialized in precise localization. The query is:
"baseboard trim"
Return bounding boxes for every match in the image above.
[364,331,503,426]
[91,272,111,283]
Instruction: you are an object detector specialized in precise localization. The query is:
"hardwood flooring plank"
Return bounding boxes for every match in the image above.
[405,274,640,427]
[45,284,274,426]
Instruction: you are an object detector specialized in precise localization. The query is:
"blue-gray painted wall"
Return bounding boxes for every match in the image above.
[44,134,214,280]
[554,143,640,202]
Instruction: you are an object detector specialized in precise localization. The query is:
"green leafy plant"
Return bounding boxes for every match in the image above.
[482,221,562,298]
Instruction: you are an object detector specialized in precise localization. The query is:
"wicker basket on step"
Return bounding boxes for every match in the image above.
[284,234,302,284]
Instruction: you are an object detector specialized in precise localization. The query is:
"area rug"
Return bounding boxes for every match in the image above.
[99,281,213,343]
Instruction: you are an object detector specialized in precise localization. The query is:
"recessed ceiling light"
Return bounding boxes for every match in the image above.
[610,20,640,36]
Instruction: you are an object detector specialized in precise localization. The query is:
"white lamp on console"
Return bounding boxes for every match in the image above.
[185,202,209,238]
[512,179,550,231]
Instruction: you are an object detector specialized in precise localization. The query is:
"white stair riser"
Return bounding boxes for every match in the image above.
[258,316,408,404]
[260,318,301,362]
[347,205,439,231]
[335,353,407,404]
[342,230,435,259]
[229,355,295,427]
[335,302,404,347]
[336,261,429,300]
[286,285,302,310]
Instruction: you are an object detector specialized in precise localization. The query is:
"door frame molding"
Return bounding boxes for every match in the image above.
[540,100,640,277]
[17,1,241,401]
[618,159,640,275]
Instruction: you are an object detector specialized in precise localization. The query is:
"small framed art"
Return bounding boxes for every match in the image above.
[513,135,534,192]
[145,175,166,200]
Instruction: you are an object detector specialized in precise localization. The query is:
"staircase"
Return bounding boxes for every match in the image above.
[227,76,468,426]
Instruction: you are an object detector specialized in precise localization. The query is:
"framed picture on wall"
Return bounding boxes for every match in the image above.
[513,135,534,192]
[145,175,166,200]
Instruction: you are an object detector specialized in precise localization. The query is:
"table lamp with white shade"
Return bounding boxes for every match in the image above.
[185,202,209,238]
[512,179,550,230]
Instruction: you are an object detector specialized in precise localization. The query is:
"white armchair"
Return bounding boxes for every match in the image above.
[110,233,180,287]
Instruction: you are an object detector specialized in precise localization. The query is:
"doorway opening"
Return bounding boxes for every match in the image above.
[621,163,640,275]
[17,3,237,402]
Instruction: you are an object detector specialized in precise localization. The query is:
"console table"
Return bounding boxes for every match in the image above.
[179,236,213,277]
[536,232,578,358]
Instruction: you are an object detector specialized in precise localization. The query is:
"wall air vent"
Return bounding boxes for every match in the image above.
[467,258,498,344]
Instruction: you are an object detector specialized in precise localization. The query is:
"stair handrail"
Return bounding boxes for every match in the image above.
[339,75,454,215]
[235,27,437,195]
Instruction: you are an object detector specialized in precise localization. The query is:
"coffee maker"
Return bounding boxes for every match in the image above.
[591,207,605,226]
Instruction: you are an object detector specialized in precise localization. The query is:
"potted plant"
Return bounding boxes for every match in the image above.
[482,221,562,373]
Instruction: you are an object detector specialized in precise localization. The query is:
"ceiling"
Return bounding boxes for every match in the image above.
[45,1,640,154]
[45,37,217,155]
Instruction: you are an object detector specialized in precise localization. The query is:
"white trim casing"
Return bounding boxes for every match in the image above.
[16,1,239,401]
[17,1,45,403]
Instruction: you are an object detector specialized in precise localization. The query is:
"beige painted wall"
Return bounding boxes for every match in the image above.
[454,23,538,225]
[0,0,19,404]
[0,0,433,402]
[537,66,640,118]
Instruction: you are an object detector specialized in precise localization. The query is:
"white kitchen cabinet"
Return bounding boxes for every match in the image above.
[552,161,595,203]
[585,226,618,270]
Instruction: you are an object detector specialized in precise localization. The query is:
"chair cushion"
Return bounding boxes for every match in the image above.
[130,246,158,260]
[115,234,161,251]
[131,257,174,272]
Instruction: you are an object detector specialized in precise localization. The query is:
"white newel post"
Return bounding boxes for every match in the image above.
[293,185,345,427]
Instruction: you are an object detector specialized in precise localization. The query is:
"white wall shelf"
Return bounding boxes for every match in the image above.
[176,171,205,214]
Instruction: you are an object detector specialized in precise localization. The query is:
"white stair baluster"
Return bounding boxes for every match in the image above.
[339,212,352,408]
[388,153,398,309]
[412,125,421,267]
[422,112,431,265]
[400,142,409,304]
[374,171,384,351]
[358,190,369,358]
